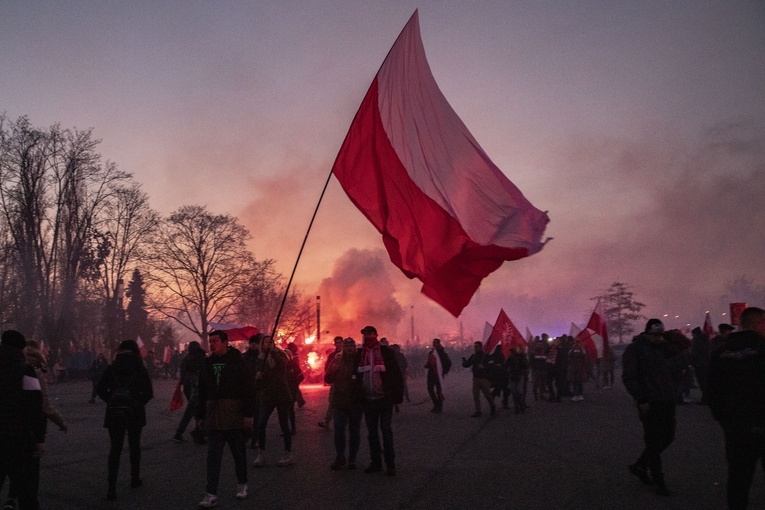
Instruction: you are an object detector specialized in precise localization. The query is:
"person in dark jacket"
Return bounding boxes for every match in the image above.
[357,326,404,476]
[173,340,207,444]
[690,326,711,404]
[505,344,529,413]
[97,339,153,502]
[251,335,294,469]
[0,330,45,510]
[462,341,496,417]
[622,319,690,497]
[324,337,363,470]
[241,333,262,447]
[708,307,765,510]
[197,330,256,508]
[425,338,451,413]
[88,353,108,403]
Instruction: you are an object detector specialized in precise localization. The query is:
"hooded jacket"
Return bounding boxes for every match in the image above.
[622,332,688,405]
[197,346,256,430]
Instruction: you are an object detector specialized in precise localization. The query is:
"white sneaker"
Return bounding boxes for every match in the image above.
[252,450,266,467]
[277,452,293,466]
[198,493,218,508]
[235,484,248,499]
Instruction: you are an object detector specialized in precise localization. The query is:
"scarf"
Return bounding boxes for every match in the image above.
[358,339,386,373]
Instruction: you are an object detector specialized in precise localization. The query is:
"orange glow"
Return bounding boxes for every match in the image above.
[304,334,316,345]
[306,351,320,368]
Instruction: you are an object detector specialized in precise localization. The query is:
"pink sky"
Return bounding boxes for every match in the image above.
[2,2,764,342]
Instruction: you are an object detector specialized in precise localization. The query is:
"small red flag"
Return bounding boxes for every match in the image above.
[576,300,609,362]
[483,309,527,357]
[170,380,184,411]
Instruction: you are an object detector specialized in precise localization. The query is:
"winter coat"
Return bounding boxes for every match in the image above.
[324,350,362,411]
[0,345,45,443]
[622,332,688,405]
[97,350,153,429]
[197,346,256,430]
[566,344,589,383]
[462,351,492,379]
[254,348,293,407]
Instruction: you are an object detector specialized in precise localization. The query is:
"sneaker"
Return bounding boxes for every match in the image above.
[628,463,654,486]
[172,435,187,444]
[2,499,16,510]
[235,484,248,499]
[277,452,293,466]
[252,450,266,467]
[330,455,346,470]
[364,463,382,474]
[198,493,218,508]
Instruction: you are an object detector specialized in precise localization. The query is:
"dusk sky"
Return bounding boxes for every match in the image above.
[2,1,764,343]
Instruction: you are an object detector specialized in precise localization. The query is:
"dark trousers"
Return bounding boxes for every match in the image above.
[724,425,765,510]
[363,399,395,469]
[175,394,198,435]
[257,403,292,452]
[636,401,676,482]
[0,436,38,510]
[426,372,443,411]
[108,426,142,490]
[205,429,247,495]
[332,408,362,460]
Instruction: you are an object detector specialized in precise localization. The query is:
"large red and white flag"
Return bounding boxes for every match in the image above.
[569,322,582,339]
[703,312,715,338]
[208,322,260,343]
[332,11,549,317]
[575,300,609,362]
[483,309,527,357]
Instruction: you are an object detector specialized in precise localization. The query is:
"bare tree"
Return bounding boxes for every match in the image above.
[145,205,257,349]
[0,115,130,349]
[593,281,646,344]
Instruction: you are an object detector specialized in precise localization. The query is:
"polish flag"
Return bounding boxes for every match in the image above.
[332,11,549,317]
[569,322,582,339]
[208,322,259,343]
[702,312,715,338]
[575,300,609,362]
[483,309,527,357]
[136,336,147,358]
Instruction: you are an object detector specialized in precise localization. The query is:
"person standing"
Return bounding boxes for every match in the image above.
[97,340,153,502]
[462,341,496,417]
[324,337,363,470]
[0,330,45,510]
[505,344,529,414]
[690,326,711,405]
[622,319,690,497]
[172,340,207,444]
[197,330,255,508]
[241,334,262,447]
[88,353,108,404]
[252,335,294,468]
[709,323,735,356]
[318,336,343,430]
[425,338,451,413]
[391,344,411,403]
[357,326,404,476]
[567,338,589,401]
[708,307,765,510]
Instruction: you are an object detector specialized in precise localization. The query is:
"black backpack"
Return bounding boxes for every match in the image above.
[106,372,136,427]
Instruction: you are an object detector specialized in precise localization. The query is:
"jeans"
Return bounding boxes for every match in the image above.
[205,429,247,495]
[363,399,394,468]
[332,408,362,460]
[257,403,292,452]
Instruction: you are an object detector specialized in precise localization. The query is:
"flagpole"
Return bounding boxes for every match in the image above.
[270,169,334,340]
[271,10,419,340]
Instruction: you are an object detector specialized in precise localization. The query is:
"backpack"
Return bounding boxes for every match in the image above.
[106,373,136,427]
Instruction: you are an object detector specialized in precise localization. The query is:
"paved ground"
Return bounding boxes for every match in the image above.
[13,369,764,509]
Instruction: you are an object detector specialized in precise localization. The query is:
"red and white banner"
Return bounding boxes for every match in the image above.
[483,309,527,357]
[332,11,549,317]
[208,322,259,343]
[575,300,609,362]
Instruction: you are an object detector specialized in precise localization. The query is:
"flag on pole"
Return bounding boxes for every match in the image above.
[525,327,533,344]
[569,322,582,339]
[136,336,147,358]
[702,312,714,338]
[163,346,172,365]
[482,322,494,344]
[170,380,184,411]
[332,11,550,317]
[575,300,609,362]
[208,322,260,343]
[483,309,527,357]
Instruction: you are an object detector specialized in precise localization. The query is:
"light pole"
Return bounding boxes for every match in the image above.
[316,296,321,343]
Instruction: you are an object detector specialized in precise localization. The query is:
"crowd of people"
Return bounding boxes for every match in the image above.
[2,308,765,509]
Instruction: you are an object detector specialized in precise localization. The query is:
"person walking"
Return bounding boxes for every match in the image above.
[567,338,589,401]
[88,353,108,404]
[96,339,153,502]
[425,338,451,413]
[196,330,256,508]
[708,307,765,510]
[318,336,343,430]
[357,326,404,476]
[622,319,690,497]
[252,335,294,468]
[324,337,363,470]
[505,344,529,414]
[462,341,496,417]
[172,340,206,444]
[0,330,45,510]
